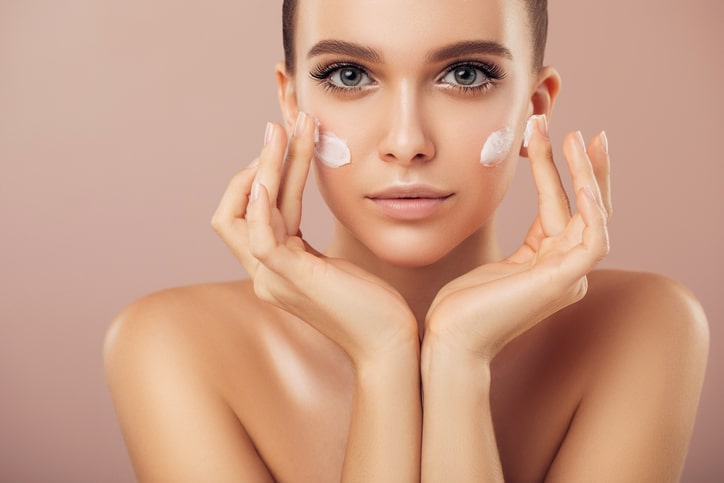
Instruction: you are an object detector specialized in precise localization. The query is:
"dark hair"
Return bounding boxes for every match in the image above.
[282,0,548,73]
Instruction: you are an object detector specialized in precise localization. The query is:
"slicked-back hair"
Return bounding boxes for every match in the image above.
[282,0,548,73]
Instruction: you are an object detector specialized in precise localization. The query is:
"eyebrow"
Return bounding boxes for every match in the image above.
[426,40,513,63]
[306,39,513,64]
[307,40,383,63]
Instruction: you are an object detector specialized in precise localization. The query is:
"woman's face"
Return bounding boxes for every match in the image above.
[282,0,547,267]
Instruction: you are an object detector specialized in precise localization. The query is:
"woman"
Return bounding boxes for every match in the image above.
[104,0,709,481]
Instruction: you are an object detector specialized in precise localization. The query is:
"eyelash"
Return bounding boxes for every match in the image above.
[308,60,506,96]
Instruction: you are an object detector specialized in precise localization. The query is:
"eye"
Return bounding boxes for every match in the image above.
[441,65,489,88]
[329,66,372,88]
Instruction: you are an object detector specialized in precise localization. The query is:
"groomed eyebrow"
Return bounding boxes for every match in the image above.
[426,40,513,63]
[307,40,383,63]
[306,39,513,64]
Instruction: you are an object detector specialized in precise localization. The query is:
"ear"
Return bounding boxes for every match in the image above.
[520,66,562,157]
[275,61,300,134]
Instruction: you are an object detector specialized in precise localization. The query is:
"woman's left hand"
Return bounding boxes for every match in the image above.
[423,117,611,363]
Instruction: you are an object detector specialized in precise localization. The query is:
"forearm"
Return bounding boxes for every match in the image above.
[342,342,422,483]
[420,337,503,483]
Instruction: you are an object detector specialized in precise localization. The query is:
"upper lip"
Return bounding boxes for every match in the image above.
[367,184,454,199]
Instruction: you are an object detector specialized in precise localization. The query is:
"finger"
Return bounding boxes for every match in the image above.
[527,114,570,237]
[587,131,612,220]
[254,122,288,208]
[246,182,278,261]
[560,186,610,279]
[210,161,260,273]
[246,181,311,280]
[279,112,316,235]
[562,131,605,215]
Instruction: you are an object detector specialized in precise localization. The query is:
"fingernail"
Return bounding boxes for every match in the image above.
[294,111,308,138]
[599,130,608,155]
[312,116,320,144]
[250,181,261,203]
[523,114,548,148]
[575,131,586,151]
[248,158,259,169]
[264,122,273,147]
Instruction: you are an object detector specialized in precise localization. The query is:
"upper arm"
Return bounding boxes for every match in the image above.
[103,290,274,483]
[546,272,709,483]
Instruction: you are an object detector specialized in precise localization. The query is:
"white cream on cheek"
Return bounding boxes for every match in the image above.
[480,126,515,167]
[314,131,351,168]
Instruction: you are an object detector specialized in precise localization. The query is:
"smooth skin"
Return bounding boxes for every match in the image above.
[104,0,709,481]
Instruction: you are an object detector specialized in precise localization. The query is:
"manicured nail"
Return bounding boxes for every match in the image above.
[250,181,261,203]
[264,122,273,147]
[599,130,609,155]
[312,116,320,143]
[575,131,586,151]
[294,111,308,138]
[524,114,548,148]
[536,114,548,139]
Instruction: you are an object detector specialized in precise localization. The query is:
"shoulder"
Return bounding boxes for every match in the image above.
[105,280,259,359]
[544,270,709,481]
[103,280,276,481]
[581,269,709,348]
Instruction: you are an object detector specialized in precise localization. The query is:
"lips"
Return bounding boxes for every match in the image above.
[366,184,453,220]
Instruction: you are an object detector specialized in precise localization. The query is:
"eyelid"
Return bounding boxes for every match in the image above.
[437,60,505,83]
[309,61,378,95]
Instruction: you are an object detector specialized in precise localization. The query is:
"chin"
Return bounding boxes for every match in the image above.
[360,226,466,269]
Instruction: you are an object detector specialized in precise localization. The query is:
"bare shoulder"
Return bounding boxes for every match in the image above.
[103,280,276,482]
[544,269,710,482]
[578,269,709,349]
[105,279,262,359]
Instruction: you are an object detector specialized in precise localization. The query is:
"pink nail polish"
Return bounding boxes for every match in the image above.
[600,131,609,155]
[250,182,261,203]
[536,114,549,139]
[264,122,273,146]
[575,131,586,151]
[294,112,307,138]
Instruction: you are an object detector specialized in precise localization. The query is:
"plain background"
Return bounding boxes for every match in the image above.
[1,0,722,481]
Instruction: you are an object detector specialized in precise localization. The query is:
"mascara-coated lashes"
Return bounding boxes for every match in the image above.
[309,60,506,95]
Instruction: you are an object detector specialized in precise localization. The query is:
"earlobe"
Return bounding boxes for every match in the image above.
[520,66,562,157]
[275,61,299,133]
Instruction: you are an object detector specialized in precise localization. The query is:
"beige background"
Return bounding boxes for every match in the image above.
[1,0,722,481]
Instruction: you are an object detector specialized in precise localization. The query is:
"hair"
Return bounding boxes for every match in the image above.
[282,0,548,73]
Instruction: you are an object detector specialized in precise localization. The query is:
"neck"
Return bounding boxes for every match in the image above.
[324,219,503,335]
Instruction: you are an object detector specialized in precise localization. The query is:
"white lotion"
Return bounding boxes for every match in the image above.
[480,126,514,167]
[315,132,351,168]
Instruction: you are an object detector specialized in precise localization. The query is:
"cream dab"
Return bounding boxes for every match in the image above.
[480,126,514,167]
[315,132,351,168]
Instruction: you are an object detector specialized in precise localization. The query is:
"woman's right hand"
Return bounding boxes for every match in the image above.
[211,113,419,367]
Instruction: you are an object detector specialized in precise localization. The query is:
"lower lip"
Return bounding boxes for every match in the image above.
[368,196,451,220]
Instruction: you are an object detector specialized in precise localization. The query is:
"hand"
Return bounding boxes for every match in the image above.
[211,113,418,366]
[424,116,611,363]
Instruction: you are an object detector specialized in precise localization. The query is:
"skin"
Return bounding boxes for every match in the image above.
[104,0,710,481]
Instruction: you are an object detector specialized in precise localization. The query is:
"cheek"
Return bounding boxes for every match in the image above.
[480,126,515,167]
[315,132,351,168]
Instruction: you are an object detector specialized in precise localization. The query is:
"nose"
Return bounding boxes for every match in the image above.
[377,81,435,165]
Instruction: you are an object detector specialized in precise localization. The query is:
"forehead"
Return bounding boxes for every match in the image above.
[296,0,529,64]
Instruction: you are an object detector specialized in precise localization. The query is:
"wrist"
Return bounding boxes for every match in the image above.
[421,332,492,386]
[353,333,420,379]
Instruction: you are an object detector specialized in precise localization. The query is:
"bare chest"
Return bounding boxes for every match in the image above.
[224,322,583,483]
